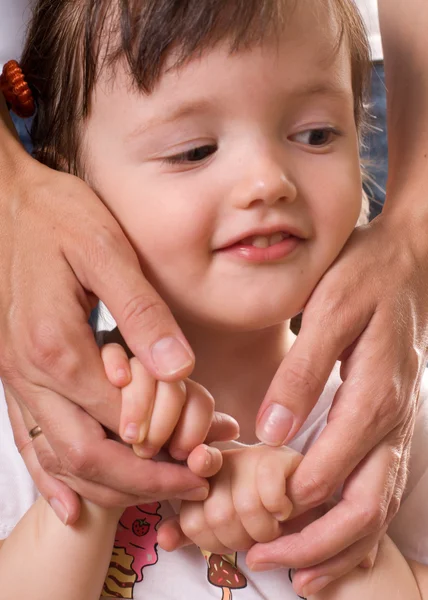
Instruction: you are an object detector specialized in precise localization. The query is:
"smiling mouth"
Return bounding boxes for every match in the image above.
[236,232,291,248]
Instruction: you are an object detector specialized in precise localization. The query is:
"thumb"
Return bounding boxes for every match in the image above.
[66,211,194,382]
[157,516,193,552]
[256,306,368,446]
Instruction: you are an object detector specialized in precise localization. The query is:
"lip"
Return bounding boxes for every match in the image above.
[215,224,307,251]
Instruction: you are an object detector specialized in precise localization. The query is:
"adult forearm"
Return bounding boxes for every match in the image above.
[378,0,428,211]
[0,497,120,600]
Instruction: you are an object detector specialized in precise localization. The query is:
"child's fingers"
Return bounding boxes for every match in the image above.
[100,343,131,387]
[257,452,294,522]
[203,464,254,551]
[133,381,186,458]
[231,455,282,543]
[180,501,231,554]
[120,358,156,444]
[168,380,214,460]
[157,516,193,552]
[187,444,223,478]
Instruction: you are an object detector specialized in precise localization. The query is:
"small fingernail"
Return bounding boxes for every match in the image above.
[123,423,139,442]
[49,497,69,525]
[302,575,333,597]
[248,562,278,572]
[179,487,209,501]
[133,443,158,458]
[116,368,130,384]
[170,448,189,461]
[151,337,194,377]
[256,403,294,445]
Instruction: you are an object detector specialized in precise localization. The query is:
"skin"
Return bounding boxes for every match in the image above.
[0,8,370,598]
[0,0,427,591]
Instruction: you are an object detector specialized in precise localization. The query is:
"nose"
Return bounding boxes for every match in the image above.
[231,152,297,209]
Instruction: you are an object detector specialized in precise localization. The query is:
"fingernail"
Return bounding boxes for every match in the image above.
[274,499,293,522]
[49,498,69,525]
[116,368,130,384]
[123,423,139,443]
[302,575,333,597]
[133,443,158,458]
[170,448,189,461]
[151,337,194,377]
[248,562,278,572]
[256,403,294,445]
[179,487,209,501]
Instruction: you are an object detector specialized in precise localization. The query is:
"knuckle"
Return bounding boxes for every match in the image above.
[293,475,333,508]
[86,227,124,270]
[234,496,261,519]
[279,359,323,401]
[36,445,62,476]
[61,442,98,479]
[358,500,388,534]
[121,294,167,336]
[205,505,235,530]
[27,322,81,378]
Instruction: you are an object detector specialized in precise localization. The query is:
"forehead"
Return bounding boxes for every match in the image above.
[90,2,352,131]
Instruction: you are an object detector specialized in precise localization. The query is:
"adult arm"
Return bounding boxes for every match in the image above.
[250,0,428,593]
[0,94,240,521]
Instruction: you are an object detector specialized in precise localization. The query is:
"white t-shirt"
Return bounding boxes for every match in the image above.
[1,365,428,600]
[0,0,382,72]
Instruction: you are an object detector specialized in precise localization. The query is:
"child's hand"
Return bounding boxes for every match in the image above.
[101,342,215,460]
[178,445,303,553]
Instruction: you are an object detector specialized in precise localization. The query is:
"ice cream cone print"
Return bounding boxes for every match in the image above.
[201,549,247,599]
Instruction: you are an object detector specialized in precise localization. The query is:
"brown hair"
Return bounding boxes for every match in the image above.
[21,0,371,175]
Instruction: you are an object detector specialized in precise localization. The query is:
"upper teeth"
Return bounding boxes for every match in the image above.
[251,233,289,248]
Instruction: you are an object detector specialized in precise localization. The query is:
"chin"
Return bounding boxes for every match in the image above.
[175,297,304,333]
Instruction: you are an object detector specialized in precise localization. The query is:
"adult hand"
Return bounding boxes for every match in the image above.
[249,211,428,597]
[0,110,237,523]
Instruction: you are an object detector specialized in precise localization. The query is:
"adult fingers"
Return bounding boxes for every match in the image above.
[60,194,194,382]
[294,532,385,598]
[247,439,403,571]
[255,297,372,446]
[4,386,81,524]
[12,383,210,504]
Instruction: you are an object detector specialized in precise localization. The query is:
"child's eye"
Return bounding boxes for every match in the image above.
[291,128,339,147]
[163,144,218,165]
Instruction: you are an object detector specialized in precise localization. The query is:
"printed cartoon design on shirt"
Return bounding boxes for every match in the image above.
[201,549,247,599]
[102,502,162,598]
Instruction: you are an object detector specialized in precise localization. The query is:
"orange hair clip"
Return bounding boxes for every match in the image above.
[0,60,35,118]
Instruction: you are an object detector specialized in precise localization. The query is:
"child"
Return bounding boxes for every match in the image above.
[0,1,427,599]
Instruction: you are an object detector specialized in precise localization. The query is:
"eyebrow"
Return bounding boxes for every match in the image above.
[127,82,351,140]
[127,99,215,140]
[291,81,352,100]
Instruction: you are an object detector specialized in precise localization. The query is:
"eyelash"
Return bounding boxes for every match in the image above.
[161,127,339,166]
[163,144,218,165]
[291,127,341,147]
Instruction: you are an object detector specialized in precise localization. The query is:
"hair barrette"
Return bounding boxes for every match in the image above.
[0,60,35,118]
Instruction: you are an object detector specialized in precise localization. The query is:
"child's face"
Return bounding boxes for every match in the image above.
[84,4,362,331]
